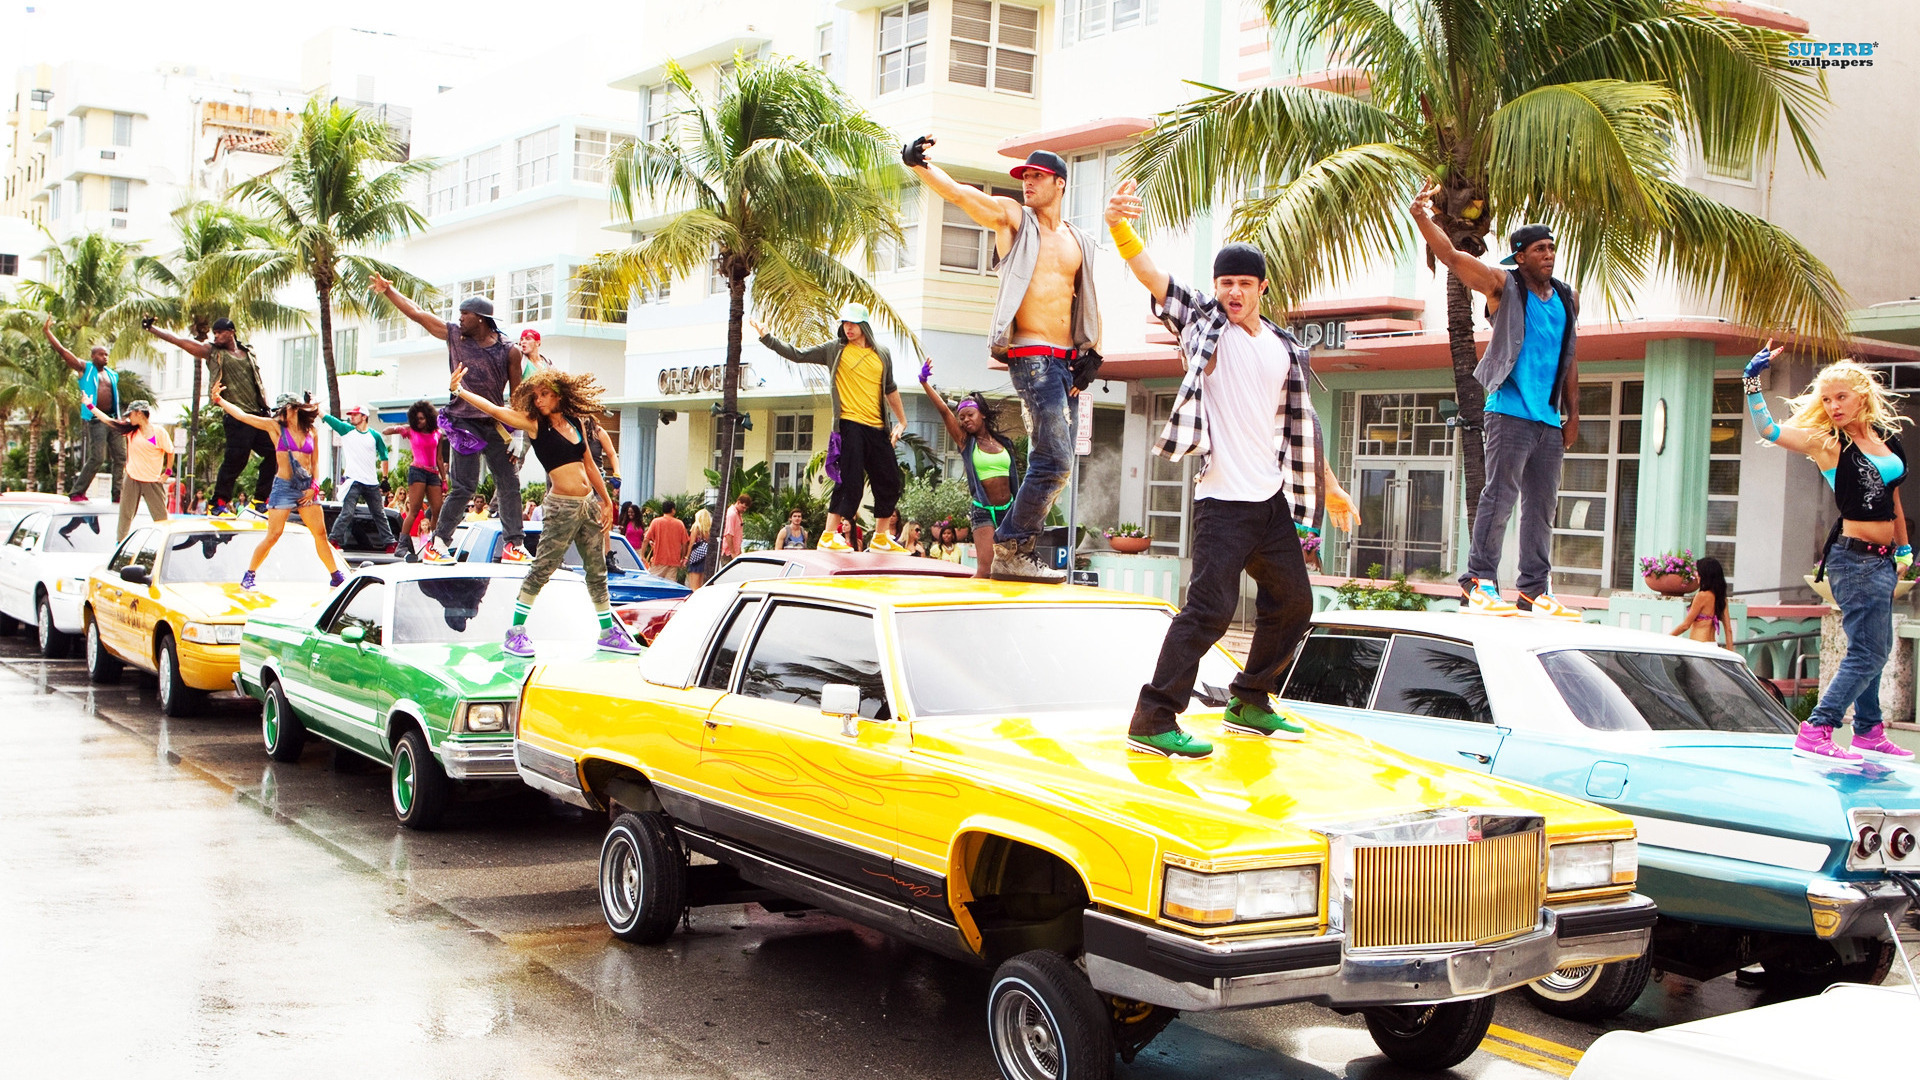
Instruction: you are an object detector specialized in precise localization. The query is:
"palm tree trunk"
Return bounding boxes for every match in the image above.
[26,416,42,493]
[713,266,747,578]
[53,410,69,495]
[317,281,341,417]
[1446,272,1487,536]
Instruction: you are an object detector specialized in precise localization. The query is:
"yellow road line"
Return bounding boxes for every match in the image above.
[1478,1037,1575,1077]
[1487,1024,1586,1064]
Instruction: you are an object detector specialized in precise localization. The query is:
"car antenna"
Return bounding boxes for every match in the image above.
[1885,914,1920,1006]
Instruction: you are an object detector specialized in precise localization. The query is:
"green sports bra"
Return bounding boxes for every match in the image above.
[972,443,1011,482]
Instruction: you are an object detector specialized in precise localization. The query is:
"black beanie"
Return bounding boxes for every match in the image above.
[1212,242,1266,281]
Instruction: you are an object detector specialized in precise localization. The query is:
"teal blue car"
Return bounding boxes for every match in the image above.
[236,563,634,829]
[1278,611,1920,1019]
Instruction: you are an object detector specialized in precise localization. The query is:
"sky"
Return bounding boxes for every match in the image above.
[0,0,637,85]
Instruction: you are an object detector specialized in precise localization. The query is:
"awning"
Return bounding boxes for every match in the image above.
[996,117,1153,160]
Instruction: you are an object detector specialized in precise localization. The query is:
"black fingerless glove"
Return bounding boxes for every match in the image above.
[902,135,932,168]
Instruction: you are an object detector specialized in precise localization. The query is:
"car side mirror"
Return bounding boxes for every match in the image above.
[821,682,861,737]
[340,625,366,645]
[118,565,150,585]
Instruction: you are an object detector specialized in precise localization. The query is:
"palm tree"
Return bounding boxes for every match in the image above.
[137,199,312,504]
[1125,0,1844,519]
[580,54,914,568]
[0,326,67,490]
[227,97,435,416]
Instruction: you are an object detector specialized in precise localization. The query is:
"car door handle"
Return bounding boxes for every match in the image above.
[311,652,322,665]
[703,716,731,729]
[1458,750,1491,764]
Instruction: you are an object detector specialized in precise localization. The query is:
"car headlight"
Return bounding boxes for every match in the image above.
[181,622,243,645]
[458,702,508,733]
[1548,840,1638,892]
[54,576,86,595]
[1162,864,1319,925]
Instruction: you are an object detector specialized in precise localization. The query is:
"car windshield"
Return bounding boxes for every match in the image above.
[894,605,1239,718]
[390,577,600,645]
[45,514,119,554]
[1538,648,1798,734]
[158,531,330,585]
[555,534,643,573]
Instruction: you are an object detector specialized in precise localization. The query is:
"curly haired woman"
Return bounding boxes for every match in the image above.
[1745,342,1914,760]
[448,364,637,656]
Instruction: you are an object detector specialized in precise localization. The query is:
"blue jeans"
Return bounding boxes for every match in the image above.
[1809,544,1896,732]
[997,355,1072,547]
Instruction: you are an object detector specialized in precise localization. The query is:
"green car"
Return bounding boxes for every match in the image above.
[236,563,633,828]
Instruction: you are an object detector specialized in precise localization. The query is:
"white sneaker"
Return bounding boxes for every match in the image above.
[992,549,1066,584]
[1463,579,1518,616]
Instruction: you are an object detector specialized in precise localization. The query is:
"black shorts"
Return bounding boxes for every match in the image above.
[407,465,442,488]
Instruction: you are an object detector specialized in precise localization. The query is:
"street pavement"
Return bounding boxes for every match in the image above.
[2,635,1912,1079]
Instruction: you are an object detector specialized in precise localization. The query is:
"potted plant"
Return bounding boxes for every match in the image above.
[1639,550,1698,596]
[1105,523,1150,555]
[1804,559,1918,606]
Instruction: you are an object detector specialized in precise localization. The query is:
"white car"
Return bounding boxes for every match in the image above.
[0,502,151,657]
[1572,980,1917,1078]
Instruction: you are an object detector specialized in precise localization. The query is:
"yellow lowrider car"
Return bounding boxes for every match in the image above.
[85,518,333,717]
[515,579,1656,1077]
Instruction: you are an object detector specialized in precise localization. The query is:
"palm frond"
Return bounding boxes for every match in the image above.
[1484,79,1679,229]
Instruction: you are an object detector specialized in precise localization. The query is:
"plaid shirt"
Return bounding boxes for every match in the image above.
[1151,276,1322,532]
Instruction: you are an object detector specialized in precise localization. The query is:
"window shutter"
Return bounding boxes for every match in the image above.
[950,0,992,87]
[994,5,1039,93]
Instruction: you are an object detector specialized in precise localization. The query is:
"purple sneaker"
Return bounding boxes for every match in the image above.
[1795,722,1863,761]
[240,570,256,590]
[1851,724,1916,760]
[503,625,535,657]
[329,570,345,588]
[596,627,642,654]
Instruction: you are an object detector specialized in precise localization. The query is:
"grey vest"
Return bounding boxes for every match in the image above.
[1473,270,1578,411]
[989,206,1101,358]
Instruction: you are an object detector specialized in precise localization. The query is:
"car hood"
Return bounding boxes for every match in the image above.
[162,582,332,623]
[388,642,632,700]
[911,709,1629,860]
[32,550,116,580]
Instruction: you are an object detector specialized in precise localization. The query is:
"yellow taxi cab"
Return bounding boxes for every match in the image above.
[515,578,1656,1077]
[84,518,334,717]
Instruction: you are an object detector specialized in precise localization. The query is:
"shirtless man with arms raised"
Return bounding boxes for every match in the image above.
[905,136,1102,582]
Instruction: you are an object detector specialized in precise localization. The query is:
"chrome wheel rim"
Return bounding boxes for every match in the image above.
[1533,965,1600,1001]
[263,691,280,749]
[158,646,173,709]
[392,742,415,815]
[992,985,1061,1080]
[600,832,640,927]
[39,602,52,649]
[85,621,98,671]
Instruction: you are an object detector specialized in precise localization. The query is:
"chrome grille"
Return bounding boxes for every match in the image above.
[1350,829,1543,948]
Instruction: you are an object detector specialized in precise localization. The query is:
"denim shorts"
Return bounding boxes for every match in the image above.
[406,465,442,488]
[969,499,1011,530]
[267,476,312,510]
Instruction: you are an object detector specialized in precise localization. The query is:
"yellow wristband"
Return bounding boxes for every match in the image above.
[1110,219,1144,260]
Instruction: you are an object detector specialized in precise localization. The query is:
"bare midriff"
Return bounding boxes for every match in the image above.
[1842,519,1897,545]
[1007,219,1083,349]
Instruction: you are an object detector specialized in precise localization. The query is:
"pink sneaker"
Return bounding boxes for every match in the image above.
[1850,724,1916,760]
[1795,722,1863,761]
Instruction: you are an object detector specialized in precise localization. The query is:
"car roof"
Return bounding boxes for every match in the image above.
[1309,609,1731,657]
[345,562,533,584]
[144,516,288,534]
[728,549,974,577]
[737,576,1171,609]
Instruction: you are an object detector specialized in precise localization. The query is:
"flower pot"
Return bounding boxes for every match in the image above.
[1802,574,1915,606]
[1107,535,1151,554]
[1642,572,1698,596]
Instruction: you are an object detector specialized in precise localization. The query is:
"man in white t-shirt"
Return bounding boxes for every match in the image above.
[1106,180,1359,759]
[325,405,394,551]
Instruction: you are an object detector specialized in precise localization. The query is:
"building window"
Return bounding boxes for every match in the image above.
[706,245,729,297]
[643,82,685,144]
[574,128,610,182]
[816,24,834,72]
[876,1,930,95]
[712,419,746,477]
[1146,390,1192,555]
[461,146,502,206]
[1706,379,1743,582]
[509,266,554,323]
[281,335,319,396]
[875,188,921,272]
[440,277,495,323]
[950,2,1039,94]
[427,164,461,215]
[938,186,1017,273]
[772,412,816,492]
[1061,0,1158,46]
[112,112,133,147]
[1547,380,1645,596]
[49,184,60,219]
[51,123,62,157]
[109,178,130,213]
[569,268,630,323]
[376,312,408,343]
[514,126,559,190]
[1067,147,1124,236]
[0,254,17,276]
[333,328,359,375]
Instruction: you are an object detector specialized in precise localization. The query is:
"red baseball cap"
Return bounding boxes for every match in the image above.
[1010,150,1068,181]
[520,328,541,342]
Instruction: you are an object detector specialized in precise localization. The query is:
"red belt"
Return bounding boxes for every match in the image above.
[1006,344,1078,359]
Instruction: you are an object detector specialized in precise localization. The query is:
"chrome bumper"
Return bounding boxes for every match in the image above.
[441,739,517,780]
[1807,877,1916,939]
[514,739,596,808]
[1083,894,1657,1012]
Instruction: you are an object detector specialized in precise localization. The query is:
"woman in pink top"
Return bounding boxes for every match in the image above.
[620,503,645,552]
[89,398,173,541]
[384,400,446,560]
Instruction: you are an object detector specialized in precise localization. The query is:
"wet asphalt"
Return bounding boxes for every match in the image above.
[2,634,1912,1079]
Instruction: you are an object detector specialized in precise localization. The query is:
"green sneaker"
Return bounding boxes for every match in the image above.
[1222,697,1307,740]
[1127,729,1214,758]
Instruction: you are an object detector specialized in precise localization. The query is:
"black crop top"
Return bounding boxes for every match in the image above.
[530,417,589,472]
[1833,433,1905,522]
